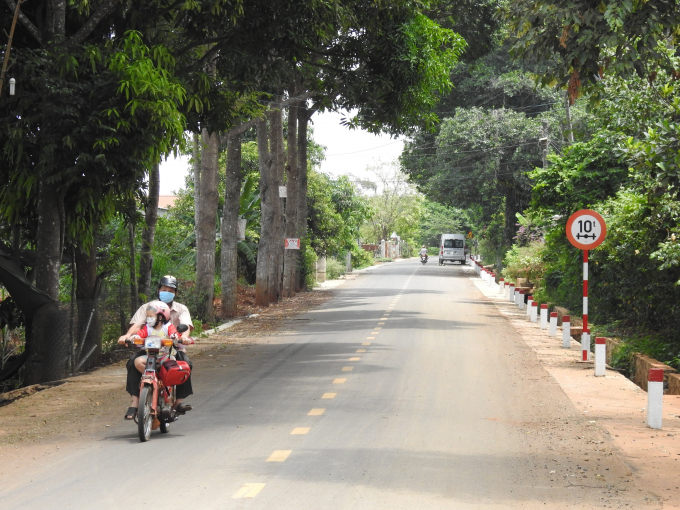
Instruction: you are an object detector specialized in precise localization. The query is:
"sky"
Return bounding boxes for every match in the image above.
[158,110,405,196]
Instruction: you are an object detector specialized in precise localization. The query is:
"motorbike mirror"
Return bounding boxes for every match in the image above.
[177,324,189,333]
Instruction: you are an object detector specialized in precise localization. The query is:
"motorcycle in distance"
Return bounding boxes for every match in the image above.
[125,324,191,442]
[420,254,428,264]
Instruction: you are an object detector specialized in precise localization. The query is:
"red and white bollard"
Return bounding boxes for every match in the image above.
[504,281,510,298]
[582,251,590,361]
[647,368,664,430]
[530,301,538,322]
[518,290,525,310]
[514,289,521,306]
[540,304,548,329]
[561,315,571,348]
[526,296,533,316]
[508,284,515,302]
[594,337,606,377]
[549,312,557,336]
[498,278,504,295]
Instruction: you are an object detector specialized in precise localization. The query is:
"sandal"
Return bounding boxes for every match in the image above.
[175,403,192,415]
[124,407,137,420]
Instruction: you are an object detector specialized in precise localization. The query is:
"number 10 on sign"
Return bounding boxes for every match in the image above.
[566,210,607,361]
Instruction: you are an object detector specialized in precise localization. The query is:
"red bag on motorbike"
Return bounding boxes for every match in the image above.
[159,360,191,386]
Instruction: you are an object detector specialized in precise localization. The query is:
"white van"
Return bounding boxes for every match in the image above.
[439,234,466,265]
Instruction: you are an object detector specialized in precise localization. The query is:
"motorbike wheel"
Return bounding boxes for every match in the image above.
[138,385,153,442]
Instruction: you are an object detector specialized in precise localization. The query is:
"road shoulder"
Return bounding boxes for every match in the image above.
[472,275,680,510]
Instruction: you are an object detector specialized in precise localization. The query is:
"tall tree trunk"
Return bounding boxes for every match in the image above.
[220,134,242,318]
[193,130,201,232]
[127,201,138,318]
[75,244,102,370]
[35,178,63,301]
[255,119,273,306]
[269,108,285,304]
[196,128,219,319]
[138,162,159,302]
[28,176,67,384]
[283,104,299,298]
[296,107,312,291]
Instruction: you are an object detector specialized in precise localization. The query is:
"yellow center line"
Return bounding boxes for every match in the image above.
[380,317,388,320]
[333,378,347,384]
[233,483,266,499]
[341,367,353,372]
[266,450,292,462]
[374,327,382,329]
[362,342,371,346]
[349,357,361,361]
[308,408,325,416]
[371,331,379,334]
[356,349,366,353]
[366,336,375,340]
[378,322,385,325]
[291,427,310,435]
[322,392,337,398]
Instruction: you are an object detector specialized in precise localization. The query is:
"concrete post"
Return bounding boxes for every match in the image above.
[526,296,533,316]
[514,289,521,307]
[594,337,606,377]
[530,301,538,322]
[549,312,558,337]
[498,278,504,295]
[540,304,548,329]
[508,284,515,302]
[317,256,327,283]
[561,315,571,348]
[518,290,525,310]
[647,368,664,430]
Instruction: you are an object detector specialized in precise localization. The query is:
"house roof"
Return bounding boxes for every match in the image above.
[158,195,178,209]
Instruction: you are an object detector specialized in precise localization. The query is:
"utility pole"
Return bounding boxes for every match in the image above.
[0,0,25,101]
[564,92,575,143]
[540,120,549,169]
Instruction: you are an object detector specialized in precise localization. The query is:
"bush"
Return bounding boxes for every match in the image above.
[502,242,546,283]
[302,241,318,289]
[326,257,345,280]
[351,248,374,269]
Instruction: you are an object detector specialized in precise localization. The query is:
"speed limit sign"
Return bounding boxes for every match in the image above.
[566,210,607,250]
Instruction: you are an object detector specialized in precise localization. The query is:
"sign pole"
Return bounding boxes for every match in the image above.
[566,210,606,363]
[582,249,589,361]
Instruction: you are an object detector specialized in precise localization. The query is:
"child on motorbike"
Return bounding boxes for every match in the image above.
[118,301,181,420]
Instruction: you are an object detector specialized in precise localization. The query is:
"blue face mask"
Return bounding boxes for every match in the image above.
[159,291,174,304]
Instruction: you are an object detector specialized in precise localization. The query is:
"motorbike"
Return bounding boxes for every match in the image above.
[125,324,191,442]
[420,254,428,264]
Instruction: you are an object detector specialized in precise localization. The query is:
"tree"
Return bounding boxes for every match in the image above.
[359,162,424,246]
[506,0,680,97]
[402,107,542,247]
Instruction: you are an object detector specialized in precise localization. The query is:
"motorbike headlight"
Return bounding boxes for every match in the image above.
[145,338,162,349]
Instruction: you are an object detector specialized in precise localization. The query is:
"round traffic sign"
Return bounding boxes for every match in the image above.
[566,209,607,250]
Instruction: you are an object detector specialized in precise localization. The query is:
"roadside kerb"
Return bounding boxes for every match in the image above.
[540,303,548,329]
[548,312,557,337]
[648,368,664,429]
[594,337,606,377]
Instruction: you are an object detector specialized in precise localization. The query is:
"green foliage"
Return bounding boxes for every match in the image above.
[307,170,371,255]
[419,201,468,246]
[506,0,680,94]
[325,257,346,281]
[360,161,424,247]
[502,242,546,283]
[302,239,318,290]
[351,248,374,270]
[529,133,630,217]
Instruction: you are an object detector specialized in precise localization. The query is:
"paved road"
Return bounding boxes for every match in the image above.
[2,260,652,509]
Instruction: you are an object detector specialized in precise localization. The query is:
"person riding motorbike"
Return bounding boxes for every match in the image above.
[118,276,194,420]
[419,245,428,261]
